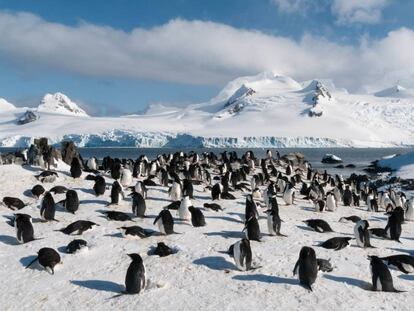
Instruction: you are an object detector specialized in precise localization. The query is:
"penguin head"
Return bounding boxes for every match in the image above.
[299,246,315,259]
[127,253,143,262]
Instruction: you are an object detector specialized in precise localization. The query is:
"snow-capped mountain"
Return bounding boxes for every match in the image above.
[0,72,414,148]
[0,98,16,112]
[37,92,88,117]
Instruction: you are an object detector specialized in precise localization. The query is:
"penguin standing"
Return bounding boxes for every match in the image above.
[70,157,82,179]
[169,174,183,201]
[228,238,252,271]
[325,192,336,212]
[110,162,122,180]
[282,182,295,205]
[110,180,124,205]
[343,185,353,206]
[14,213,35,243]
[120,168,133,187]
[86,157,97,171]
[245,194,259,221]
[131,192,146,218]
[266,196,283,236]
[188,206,206,227]
[293,246,318,291]
[153,209,174,235]
[134,181,147,199]
[405,198,414,221]
[183,179,194,199]
[40,192,57,222]
[369,256,403,292]
[178,196,192,221]
[211,182,222,201]
[25,248,61,274]
[93,176,106,196]
[385,210,402,242]
[243,216,261,241]
[354,220,373,248]
[124,254,146,294]
[62,190,79,214]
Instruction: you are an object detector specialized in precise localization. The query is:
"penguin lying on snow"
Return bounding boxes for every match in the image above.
[203,203,223,212]
[303,219,333,233]
[101,211,134,222]
[338,215,361,223]
[318,237,352,251]
[149,242,177,257]
[25,247,61,274]
[66,239,88,254]
[31,184,45,199]
[2,197,27,210]
[380,255,414,274]
[56,220,99,235]
[119,226,155,239]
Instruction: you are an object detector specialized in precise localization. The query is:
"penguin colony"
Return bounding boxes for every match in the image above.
[1,148,414,305]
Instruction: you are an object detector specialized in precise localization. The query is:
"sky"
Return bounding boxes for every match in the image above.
[0,0,413,115]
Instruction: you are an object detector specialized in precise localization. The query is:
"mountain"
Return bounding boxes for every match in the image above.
[37,92,88,117]
[0,98,16,112]
[374,85,414,98]
[0,72,413,148]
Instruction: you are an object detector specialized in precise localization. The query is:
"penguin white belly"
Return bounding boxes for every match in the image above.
[402,263,414,273]
[326,196,336,211]
[233,241,245,271]
[267,215,276,236]
[178,206,191,221]
[354,227,364,247]
[157,220,166,235]
[15,226,23,243]
[406,202,414,221]
[283,190,293,205]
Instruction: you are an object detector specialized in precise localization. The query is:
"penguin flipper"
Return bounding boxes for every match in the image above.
[25,256,39,269]
[293,260,299,276]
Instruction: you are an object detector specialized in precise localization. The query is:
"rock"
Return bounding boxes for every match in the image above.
[321,154,343,164]
[345,164,356,168]
[335,164,344,169]
[17,110,38,125]
[61,141,81,166]
[281,152,306,167]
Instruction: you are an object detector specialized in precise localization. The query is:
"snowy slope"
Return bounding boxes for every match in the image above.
[0,98,16,112]
[378,151,414,179]
[0,72,414,147]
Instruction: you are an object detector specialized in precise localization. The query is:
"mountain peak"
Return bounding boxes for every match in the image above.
[374,85,414,98]
[0,98,16,111]
[37,92,88,116]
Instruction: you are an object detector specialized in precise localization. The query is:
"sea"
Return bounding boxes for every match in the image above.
[1,146,411,177]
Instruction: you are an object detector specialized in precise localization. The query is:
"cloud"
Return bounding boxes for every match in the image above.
[0,11,413,92]
[271,0,316,15]
[331,0,389,24]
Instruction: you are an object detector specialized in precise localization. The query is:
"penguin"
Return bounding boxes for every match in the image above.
[153,209,174,235]
[188,206,206,227]
[169,174,182,201]
[293,246,318,291]
[25,247,61,274]
[282,182,295,205]
[86,157,97,171]
[245,194,259,221]
[405,198,414,221]
[385,210,402,243]
[369,228,388,239]
[40,192,57,222]
[119,226,154,239]
[153,242,174,257]
[70,157,82,179]
[325,192,336,212]
[303,219,333,233]
[102,211,133,222]
[49,186,68,194]
[319,237,352,250]
[61,190,79,214]
[14,213,35,243]
[164,201,181,210]
[211,183,222,201]
[314,199,325,213]
[380,255,414,274]
[178,196,192,221]
[354,220,373,248]
[56,220,99,235]
[120,168,133,187]
[203,203,223,212]
[124,253,146,294]
[93,176,106,196]
[31,184,45,199]
[35,170,58,183]
[338,215,361,223]
[66,239,87,254]
[183,179,194,199]
[110,180,124,205]
[110,162,122,180]
[342,185,353,206]
[369,256,403,292]
[131,192,146,218]
[266,196,284,236]
[133,181,147,199]
[228,238,252,271]
[2,197,26,210]
[243,216,261,241]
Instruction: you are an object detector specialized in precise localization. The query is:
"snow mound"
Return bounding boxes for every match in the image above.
[374,85,414,98]
[0,98,16,112]
[378,151,414,179]
[37,93,88,116]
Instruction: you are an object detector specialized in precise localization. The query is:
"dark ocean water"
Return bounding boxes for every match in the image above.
[1,147,411,177]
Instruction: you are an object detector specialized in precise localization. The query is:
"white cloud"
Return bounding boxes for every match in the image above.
[271,0,315,14]
[331,0,389,24]
[0,11,412,92]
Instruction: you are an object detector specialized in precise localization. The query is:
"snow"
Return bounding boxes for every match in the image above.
[378,151,414,179]
[1,72,414,147]
[37,93,89,117]
[0,98,16,112]
[0,161,414,310]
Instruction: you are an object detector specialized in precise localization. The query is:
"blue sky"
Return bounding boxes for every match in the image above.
[0,0,413,115]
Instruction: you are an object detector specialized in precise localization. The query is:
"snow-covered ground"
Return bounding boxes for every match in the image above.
[1,72,414,148]
[1,162,413,310]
